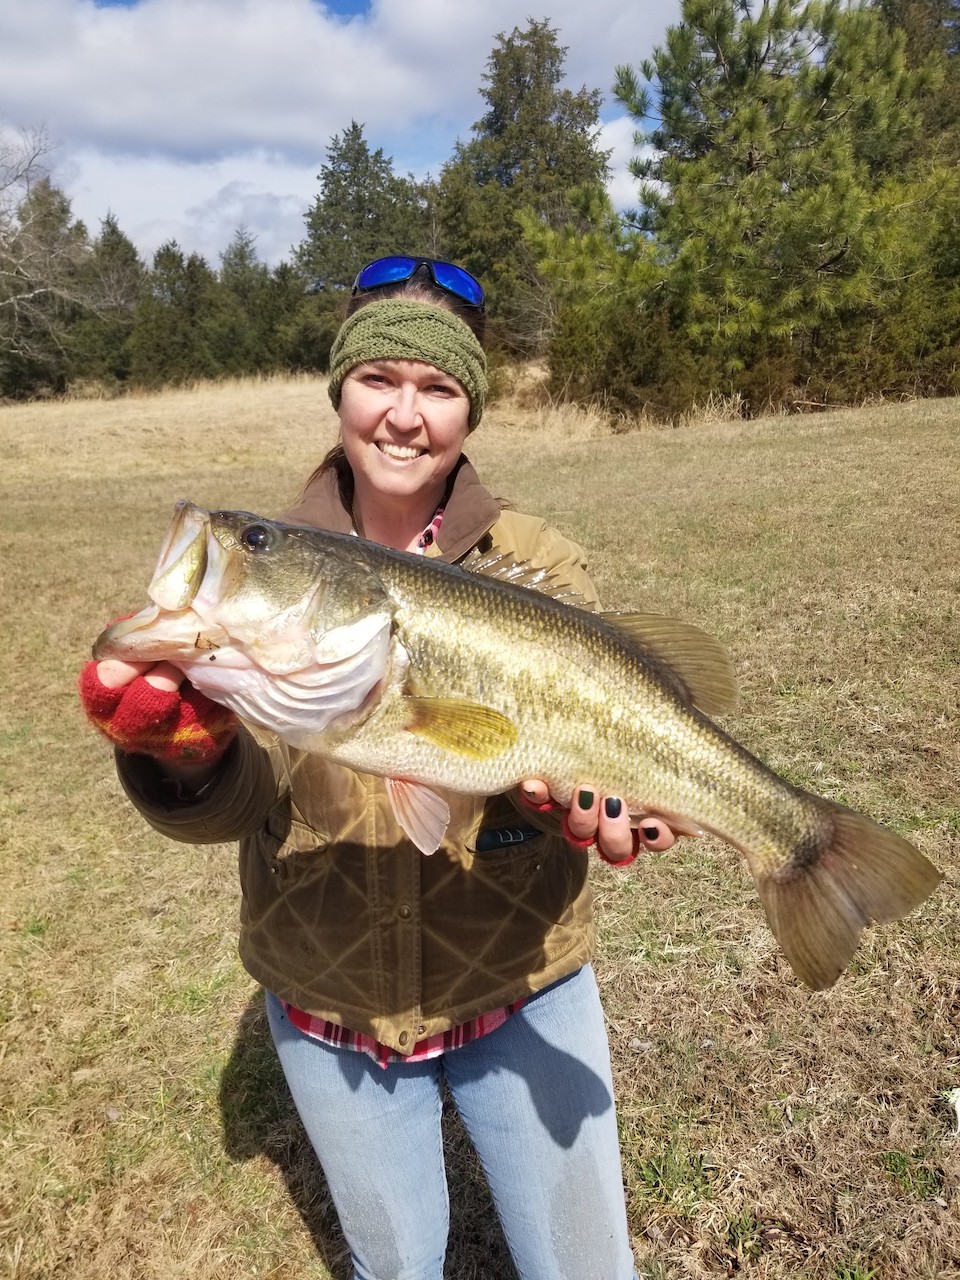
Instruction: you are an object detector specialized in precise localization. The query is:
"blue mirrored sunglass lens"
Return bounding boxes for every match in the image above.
[356,257,418,289]
[355,256,484,306]
[432,263,484,306]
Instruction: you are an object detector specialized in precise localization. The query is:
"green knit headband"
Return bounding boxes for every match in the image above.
[327,299,488,431]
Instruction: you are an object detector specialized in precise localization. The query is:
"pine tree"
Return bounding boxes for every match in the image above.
[522,188,676,414]
[219,226,268,310]
[129,242,227,386]
[295,122,432,292]
[66,213,145,388]
[875,0,960,161]
[437,19,609,353]
[269,261,340,373]
[611,0,935,409]
[215,226,273,375]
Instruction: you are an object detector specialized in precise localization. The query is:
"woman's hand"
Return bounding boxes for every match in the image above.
[520,779,678,864]
[78,657,237,783]
[98,658,182,694]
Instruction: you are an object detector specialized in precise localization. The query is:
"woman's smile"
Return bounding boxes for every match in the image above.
[376,441,427,461]
[338,357,471,543]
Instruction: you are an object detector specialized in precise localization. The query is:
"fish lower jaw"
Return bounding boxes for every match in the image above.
[92,605,232,665]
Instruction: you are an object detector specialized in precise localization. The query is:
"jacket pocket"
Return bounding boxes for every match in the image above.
[257,802,332,878]
[474,823,544,854]
[467,836,547,894]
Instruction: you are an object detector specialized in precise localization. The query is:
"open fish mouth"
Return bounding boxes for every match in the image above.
[147,500,210,609]
[93,502,229,660]
[92,502,395,738]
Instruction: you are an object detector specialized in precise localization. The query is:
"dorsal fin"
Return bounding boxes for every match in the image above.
[459,548,598,611]
[459,550,736,714]
[598,612,738,715]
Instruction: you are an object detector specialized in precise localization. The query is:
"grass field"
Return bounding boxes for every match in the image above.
[1,378,958,1279]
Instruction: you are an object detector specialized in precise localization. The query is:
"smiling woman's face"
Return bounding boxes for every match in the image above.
[337,357,471,512]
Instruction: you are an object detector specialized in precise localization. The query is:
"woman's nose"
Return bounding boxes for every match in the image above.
[386,384,421,430]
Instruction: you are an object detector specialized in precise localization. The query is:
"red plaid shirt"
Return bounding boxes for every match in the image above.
[282,999,528,1068]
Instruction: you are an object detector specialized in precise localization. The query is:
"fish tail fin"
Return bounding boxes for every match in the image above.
[756,801,941,990]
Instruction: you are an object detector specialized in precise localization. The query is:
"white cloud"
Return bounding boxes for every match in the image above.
[61,147,314,266]
[600,116,643,215]
[1,0,679,265]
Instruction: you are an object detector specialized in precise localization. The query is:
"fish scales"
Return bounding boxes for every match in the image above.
[93,501,942,991]
[363,547,815,870]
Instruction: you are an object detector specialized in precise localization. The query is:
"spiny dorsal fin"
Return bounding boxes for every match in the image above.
[403,696,519,758]
[459,548,598,611]
[599,612,738,715]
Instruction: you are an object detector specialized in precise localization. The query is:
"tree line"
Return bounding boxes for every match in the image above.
[1,1,958,420]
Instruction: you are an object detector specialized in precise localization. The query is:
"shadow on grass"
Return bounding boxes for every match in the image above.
[218,991,515,1279]
[219,992,351,1277]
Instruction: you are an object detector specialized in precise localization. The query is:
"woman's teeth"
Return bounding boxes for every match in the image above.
[378,443,423,460]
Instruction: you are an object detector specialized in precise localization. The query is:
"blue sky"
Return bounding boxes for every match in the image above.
[321,0,373,12]
[1,0,681,266]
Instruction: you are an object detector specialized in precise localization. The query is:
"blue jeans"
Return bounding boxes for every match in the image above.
[266,966,637,1280]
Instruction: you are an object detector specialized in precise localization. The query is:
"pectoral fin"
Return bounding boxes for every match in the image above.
[599,612,738,715]
[386,777,451,855]
[403,697,518,759]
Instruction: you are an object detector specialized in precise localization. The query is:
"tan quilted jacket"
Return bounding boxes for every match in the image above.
[117,459,599,1054]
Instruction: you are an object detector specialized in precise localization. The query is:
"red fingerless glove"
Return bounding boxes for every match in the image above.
[78,661,238,764]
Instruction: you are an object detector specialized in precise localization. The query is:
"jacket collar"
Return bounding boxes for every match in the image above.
[279,455,502,564]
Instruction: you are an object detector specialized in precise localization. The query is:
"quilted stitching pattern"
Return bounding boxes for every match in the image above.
[237,761,594,1053]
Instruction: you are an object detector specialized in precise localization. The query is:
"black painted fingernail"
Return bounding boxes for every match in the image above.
[642,825,659,841]
[604,797,622,819]
[577,789,594,810]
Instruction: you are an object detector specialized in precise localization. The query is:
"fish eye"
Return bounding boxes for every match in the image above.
[240,524,272,553]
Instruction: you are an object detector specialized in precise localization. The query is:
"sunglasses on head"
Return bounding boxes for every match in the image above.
[352,256,485,309]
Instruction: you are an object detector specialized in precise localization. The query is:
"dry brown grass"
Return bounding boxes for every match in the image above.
[1,379,958,1279]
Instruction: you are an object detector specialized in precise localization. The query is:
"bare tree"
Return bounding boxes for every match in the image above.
[0,127,93,373]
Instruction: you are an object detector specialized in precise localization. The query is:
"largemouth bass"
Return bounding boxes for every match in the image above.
[94,501,940,990]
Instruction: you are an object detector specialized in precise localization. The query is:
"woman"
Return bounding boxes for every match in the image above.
[80,256,677,1280]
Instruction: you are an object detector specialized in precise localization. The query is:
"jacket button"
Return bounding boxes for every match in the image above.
[398,904,412,920]
[399,1031,410,1046]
